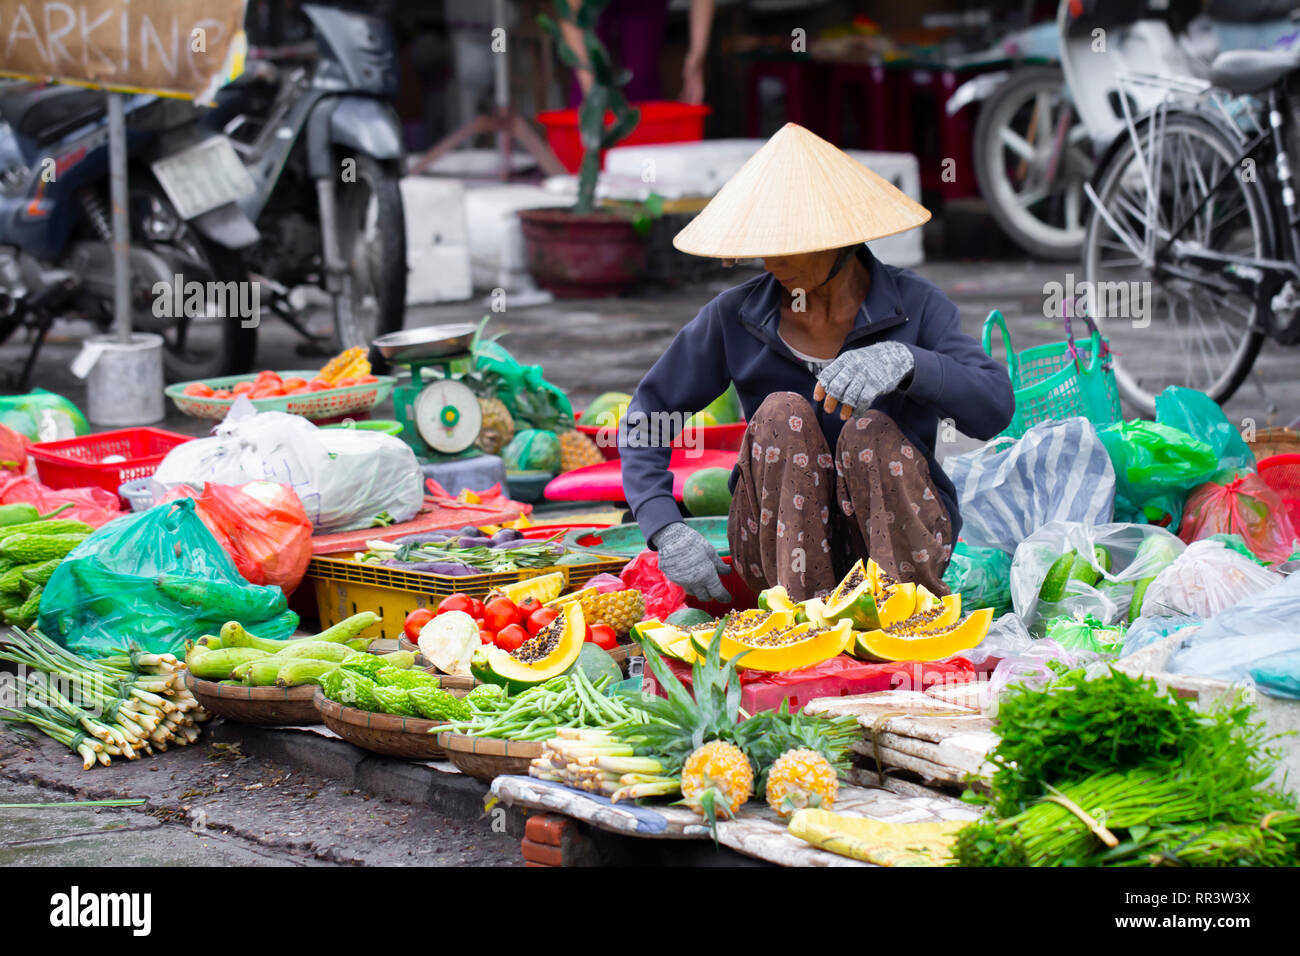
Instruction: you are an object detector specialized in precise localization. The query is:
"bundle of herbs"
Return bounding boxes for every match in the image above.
[952,664,1299,866]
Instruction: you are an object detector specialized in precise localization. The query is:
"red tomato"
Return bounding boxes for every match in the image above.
[479,627,496,645]
[526,606,560,637]
[182,382,214,397]
[307,378,332,392]
[517,596,542,617]
[468,597,486,620]
[587,625,617,651]
[494,623,529,653]
[249,385,284,399]
[232,380,255,395]
[437,594,475,616]
[212,389,234,399]
[254,369,282,384]
[404,608,436,642]
[281,377,308,393]
[335,377,359,388]
[483,597,522,632]
[356,374,379,384]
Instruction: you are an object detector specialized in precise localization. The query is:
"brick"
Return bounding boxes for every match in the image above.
[521,838,564,866]
[526,813,569,846]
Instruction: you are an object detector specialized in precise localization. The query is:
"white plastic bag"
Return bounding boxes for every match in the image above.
[1142,540,1283,620]
[1010,520,1185,633]
[943,417,1116,553]
[152,402,423,534]
[963,612,1034,667]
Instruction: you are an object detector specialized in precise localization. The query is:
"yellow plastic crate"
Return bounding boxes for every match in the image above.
[306,554,628,642]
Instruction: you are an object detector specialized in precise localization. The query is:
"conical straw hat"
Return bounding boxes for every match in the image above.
[673,123,931,259]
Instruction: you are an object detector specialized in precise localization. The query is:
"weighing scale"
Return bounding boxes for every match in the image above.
[372,325,483,462]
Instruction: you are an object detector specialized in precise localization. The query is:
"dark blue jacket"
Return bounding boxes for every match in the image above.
[620,247,1015,547]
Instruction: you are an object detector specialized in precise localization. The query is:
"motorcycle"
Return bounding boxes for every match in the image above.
[947,0,1295,261]
[0,86,259,385]
[208,3,407,358]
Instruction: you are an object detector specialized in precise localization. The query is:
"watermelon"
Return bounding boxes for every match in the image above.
[683,467,732,517]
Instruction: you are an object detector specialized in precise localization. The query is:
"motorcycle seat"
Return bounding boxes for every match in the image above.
[1209,49,1300,95]
[0,86,107,145]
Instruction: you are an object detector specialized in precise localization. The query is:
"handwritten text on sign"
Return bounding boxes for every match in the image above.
[0,0,247,99]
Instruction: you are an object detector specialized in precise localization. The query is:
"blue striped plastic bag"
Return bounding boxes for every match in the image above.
[943,417,1116,554]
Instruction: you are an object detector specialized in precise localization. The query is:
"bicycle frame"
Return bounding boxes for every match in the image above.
[1084,70,1300,307]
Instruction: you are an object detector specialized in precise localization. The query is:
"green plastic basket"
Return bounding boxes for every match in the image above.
[562,517,730,558]
[165,371,396,422]
[983,309,1122,440]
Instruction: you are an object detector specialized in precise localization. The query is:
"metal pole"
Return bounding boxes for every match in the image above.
[107,91,131,344]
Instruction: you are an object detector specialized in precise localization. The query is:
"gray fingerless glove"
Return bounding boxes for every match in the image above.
[650,521,731,604]
[817,340,915,414]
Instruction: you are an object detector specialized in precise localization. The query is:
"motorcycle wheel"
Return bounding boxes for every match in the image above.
[973,66,1094,261]
[333,154,406,364]
[130,180,257,382]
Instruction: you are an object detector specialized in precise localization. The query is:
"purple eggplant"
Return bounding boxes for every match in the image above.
[457,525,482,536]
[384,558,477,575]
[457,535,493,549]
[394,530,455,546]
[490,538,538,550]
[491,528,524,544]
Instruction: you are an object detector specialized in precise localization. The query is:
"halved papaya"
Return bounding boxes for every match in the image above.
[471,602,586,692]
[686,609,796,657]
[631,620,699,663]
[723,620,854,672]
[852,607,993,663]
[756,585,808,622]
[823,559,917,631]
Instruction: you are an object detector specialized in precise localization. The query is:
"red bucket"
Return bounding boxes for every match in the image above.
[1257,453,1300,535]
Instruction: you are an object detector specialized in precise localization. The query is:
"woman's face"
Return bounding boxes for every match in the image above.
[761,250,841,294]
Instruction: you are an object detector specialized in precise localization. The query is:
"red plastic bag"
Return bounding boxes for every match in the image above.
[1180,473,1298,564]
[0,424,28,476]
[0,474,121,527]
[161,481,313,593]
[620,550,687,619]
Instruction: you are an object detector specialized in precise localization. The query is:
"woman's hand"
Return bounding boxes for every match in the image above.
[651,522,731,603]
[814,341,915,419]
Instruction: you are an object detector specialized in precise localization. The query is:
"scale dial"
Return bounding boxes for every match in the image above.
[413,379,481,454]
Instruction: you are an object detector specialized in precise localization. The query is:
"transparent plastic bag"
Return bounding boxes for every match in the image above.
[943,417,1115,553]
[1098,420,1218,530]
[1044,614,1127,657]
[151,402,422,534]
[38,498,297,658]
[1010,520,1185,633]
[1179,473,1298,564]
[941,542,1013,617]
[1250,650,1300,700]
[1119,614,1200,658]
[963,611,1034,667]
[1142,539,1284,620]
[987,640,1106,706]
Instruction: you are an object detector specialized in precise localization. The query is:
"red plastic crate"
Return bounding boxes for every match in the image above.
[537,100,711,173]
[28,427,193,495]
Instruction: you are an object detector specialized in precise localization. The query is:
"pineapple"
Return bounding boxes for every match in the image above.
[558,428,604,472]
[681,740,753,822]
[579,588,645,634]
[475,395,515,455]
[765,747,839,819]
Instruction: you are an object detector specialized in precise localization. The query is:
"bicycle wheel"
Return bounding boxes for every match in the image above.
[1082,110,1269,416]
[974,66,1095,260]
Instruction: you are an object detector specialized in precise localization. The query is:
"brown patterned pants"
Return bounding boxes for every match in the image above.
[727,392,953,601]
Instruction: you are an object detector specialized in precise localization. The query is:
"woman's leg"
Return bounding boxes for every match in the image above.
[835,411,954,595]
[727,392,838,601]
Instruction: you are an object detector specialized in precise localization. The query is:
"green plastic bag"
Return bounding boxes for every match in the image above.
[1098,421,1218,531]
[0,388,89,441]
[471,331,574,430]
[1155,387,1256,474]
[942,542,1013,616]
[1045,614,1127,656]
[38,498,296,658]
[502,428,562,473]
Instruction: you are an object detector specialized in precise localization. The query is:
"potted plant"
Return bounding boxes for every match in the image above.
[520,0,652,297]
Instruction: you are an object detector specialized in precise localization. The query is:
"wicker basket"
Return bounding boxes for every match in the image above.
[184,672,320,725]
[438,732,543,782]
[1249,427,1300,462]
[312,689,460,759]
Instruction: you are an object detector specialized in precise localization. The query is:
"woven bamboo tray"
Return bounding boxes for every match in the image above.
[438,732,543,782]
[312,688,462,759]
[1250,427,1300,461]
[184,672,319,725]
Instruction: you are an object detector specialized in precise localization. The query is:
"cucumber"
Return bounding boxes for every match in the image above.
[187,647,272,681]
[0,533,87,564]
[275,658,340,687]
[1038,552,1077,603]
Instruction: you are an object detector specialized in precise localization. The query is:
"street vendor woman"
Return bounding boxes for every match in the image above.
[620,123,1015,604]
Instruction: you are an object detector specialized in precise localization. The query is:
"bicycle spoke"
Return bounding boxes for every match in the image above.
[1000,126,1035,161]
